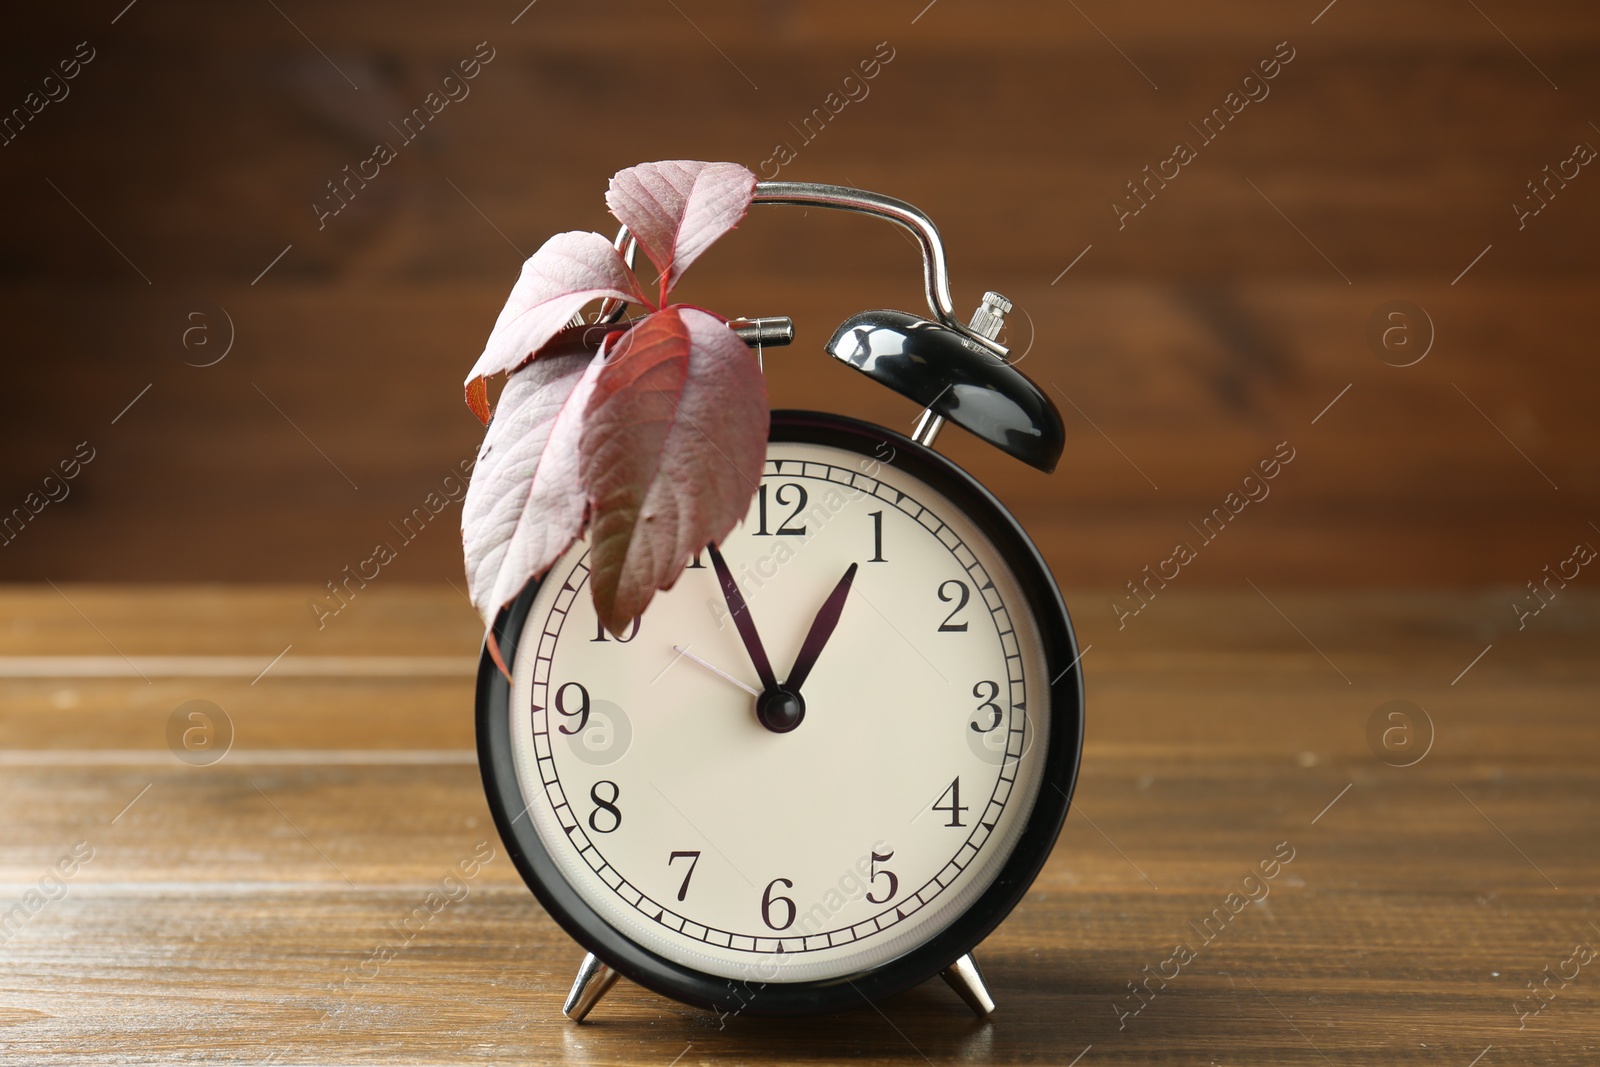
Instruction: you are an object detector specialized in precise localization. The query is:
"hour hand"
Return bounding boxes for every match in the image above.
[706,544,778,692]
[785,563,858,693]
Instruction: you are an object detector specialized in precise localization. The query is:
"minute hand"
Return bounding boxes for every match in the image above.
[784,563,859,693]
[707,544,778,692]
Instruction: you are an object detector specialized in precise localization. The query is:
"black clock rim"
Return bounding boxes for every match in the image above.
[475,410,1085,1017]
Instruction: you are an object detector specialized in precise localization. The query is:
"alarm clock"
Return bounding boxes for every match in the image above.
[475,182,1085,1021]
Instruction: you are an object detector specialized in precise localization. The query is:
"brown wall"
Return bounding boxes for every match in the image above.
[2,1,1597,590]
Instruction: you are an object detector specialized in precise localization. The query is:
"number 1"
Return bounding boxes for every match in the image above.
[869,510,886,562]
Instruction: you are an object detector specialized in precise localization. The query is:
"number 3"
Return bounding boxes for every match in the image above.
[969,679,1002,732]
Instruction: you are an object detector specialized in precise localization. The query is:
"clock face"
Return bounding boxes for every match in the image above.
[482,414,1080,1000]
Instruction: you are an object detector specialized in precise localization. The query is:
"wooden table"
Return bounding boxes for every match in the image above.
[1,586,1594,1065]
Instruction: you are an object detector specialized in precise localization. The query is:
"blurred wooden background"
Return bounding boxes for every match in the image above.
[2,0,1597,591]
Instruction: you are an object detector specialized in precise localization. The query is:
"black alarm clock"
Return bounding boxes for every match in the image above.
[476,182,1085,1021]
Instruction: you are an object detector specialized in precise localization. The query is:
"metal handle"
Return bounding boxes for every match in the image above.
[749,182,999,353]
[598,180,1005,357]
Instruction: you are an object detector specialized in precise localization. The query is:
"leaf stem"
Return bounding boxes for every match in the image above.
[623,264,657,314]
[668,302,730,324]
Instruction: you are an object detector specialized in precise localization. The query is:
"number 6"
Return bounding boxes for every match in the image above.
[761,877,796,930]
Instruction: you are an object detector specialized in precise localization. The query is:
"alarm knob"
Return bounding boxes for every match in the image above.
[967,292,1012,342]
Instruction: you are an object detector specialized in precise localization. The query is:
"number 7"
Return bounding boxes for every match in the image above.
[668,850,701,901]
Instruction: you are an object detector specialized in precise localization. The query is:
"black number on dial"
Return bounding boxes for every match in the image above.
[592,617,639,643]
[866,850,898,904]
[588,780,622,833]
[969,679,1002,733]
[933,777,969,827]
[756,483,808,536]
[668,850,701,901]
[687,549,705,569]
[555,682,590,735]
[868,510,886,562]
[761,877,797,930]
[937,579,971,632]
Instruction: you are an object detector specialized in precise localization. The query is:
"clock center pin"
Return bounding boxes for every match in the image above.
[755,687,805,733]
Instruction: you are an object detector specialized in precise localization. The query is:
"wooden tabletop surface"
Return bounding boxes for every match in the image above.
[1,585,1594,1065]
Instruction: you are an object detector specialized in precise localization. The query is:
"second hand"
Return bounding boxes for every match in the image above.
[670,645,760,697]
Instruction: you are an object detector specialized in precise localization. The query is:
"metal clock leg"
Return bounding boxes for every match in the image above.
[562,952,621,1022]
[939,952,997,1017]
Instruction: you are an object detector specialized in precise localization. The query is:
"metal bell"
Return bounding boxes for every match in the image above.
[825,307,1065,473]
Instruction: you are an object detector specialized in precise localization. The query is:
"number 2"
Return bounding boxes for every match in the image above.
[937,579,970,632]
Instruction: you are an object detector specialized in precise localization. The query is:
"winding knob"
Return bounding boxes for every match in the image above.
[967,291,1012,342]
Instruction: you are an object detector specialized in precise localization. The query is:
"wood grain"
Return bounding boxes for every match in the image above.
[0,585,1593,1064]
[2,2,1598,584]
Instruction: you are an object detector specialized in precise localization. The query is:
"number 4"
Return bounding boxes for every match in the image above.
[932,777,969,827]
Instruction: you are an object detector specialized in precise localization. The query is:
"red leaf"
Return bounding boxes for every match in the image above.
[580,307,768,634]
[461,347,605,623]
[521,321,626,366]
[465,376,491,425]
[606,161,757,296]
[463,231,649,410]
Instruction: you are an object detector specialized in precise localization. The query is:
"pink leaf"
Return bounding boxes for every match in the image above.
[463,231,648,416]
[461,347,605,624]
[580,306,768,634]
[605,161,757,296]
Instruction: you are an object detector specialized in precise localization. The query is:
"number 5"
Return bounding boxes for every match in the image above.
[866,849,898,904]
